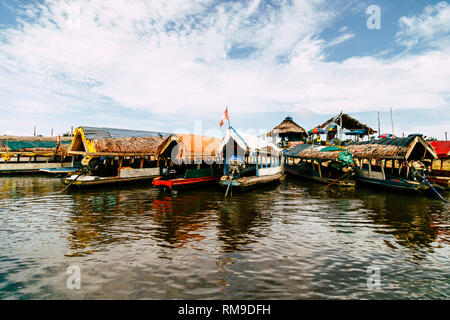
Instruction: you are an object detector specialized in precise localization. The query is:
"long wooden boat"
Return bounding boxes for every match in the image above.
[152,134,223,191]
[217,127,283,193]
[345,136,446,196]
[219,168,283,191]
[63,126,170,188]
[154,168,222,191]
[284,145,355,187]
[64,167,161,187]
[0,136,74,174]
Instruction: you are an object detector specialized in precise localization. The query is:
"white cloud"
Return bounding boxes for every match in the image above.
[396,1,450,49]
[326,33,355,47]
[0,0,449,138]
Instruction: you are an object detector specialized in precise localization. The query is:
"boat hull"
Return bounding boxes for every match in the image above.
[219,171,284,191]
[153,175,222,191]
[352,175,445,194]
[63,175,158,187]
[284,166,355,187]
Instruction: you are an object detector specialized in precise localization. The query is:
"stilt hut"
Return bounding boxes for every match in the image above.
[64,126,171,187]
[318,112,376,143]
[0,136,73,173]
[267,116,308,148]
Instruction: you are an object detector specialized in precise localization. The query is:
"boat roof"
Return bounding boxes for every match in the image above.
[67,126,172,157]
[156,134,223,161]
[218,127,281,156]
[429,141,450,159]
[345,136,437,160]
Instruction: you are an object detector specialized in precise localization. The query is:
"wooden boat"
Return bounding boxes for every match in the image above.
[152,134,223,191]
[0,136,74,174]
[284,145,355,187]
[217,127,283,193]
[63,126,170,187]
[345,136,446,195]
[39,167,80,175]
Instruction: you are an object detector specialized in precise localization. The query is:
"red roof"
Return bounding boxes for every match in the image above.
[430,141,450,159]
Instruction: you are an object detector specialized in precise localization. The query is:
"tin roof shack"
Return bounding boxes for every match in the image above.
[344,135,443,194]
[267,116,308,148]
[0,136,73,173]
[318,112,376,143]
[64,126,171,187]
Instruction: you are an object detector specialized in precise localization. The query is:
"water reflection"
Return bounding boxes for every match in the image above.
[0,175,448,299]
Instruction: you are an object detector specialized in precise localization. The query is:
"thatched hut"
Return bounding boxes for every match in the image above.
[345,135,436,161]
[318,112,376,141]
[64,127,172,186]
[0,136,74,173]
[267,116,308,147]
[67,127,170,158]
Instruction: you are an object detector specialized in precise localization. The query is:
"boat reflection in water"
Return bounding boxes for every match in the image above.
[0,175,448,299]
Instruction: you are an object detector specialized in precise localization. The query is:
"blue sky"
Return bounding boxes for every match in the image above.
[0,0,449,139]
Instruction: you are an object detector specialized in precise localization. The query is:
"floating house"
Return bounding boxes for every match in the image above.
[0,136,74,174]
[267,116,309,148]
[152,134,223,191]
[318,112,376,142]
[344,135,444,193]
[284,145,355,187]
[218,127,283,193]
[64,126,171,187]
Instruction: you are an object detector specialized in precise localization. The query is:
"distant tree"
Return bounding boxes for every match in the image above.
[426,137,437,141]
[62,132,71,137]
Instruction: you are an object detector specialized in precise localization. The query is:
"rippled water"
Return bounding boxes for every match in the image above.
[0,175,448,299]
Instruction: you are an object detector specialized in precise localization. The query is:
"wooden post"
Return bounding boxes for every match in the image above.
[368,159,372,177]
[318,161,322,178]
[381,159,386,180]
[140,158,144,168]
[118,157,123,176]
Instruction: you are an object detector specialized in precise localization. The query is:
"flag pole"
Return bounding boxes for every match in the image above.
[227,106,231,129]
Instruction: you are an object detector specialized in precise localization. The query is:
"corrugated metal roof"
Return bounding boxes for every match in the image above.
[80,127,171,141]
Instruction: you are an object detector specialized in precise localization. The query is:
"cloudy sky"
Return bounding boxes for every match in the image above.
[0,0,449,139]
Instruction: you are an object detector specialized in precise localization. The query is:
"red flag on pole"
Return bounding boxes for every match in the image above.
[219,107,229,127]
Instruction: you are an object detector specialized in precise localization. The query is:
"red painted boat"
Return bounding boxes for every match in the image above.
[153,174,221,190]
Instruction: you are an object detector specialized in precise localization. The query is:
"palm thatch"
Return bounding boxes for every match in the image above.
[319,113,376,135]
[0,136,71,154]
[285,144,344,160]
[268,116,308,139]
[345,136,437,160]
[345,144,407,159]
[92,136,167,154]
[67,126,171,156]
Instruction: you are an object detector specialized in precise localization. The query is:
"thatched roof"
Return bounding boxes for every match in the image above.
[319,113,376,135]
[0,136,71,154]
[345,136,437,160]
[157,134,223,161]
[268,116,308,137]
[285,144,344,160]
[67,127,171,156]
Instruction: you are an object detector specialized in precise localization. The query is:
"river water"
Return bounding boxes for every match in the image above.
[0,175,448,299]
